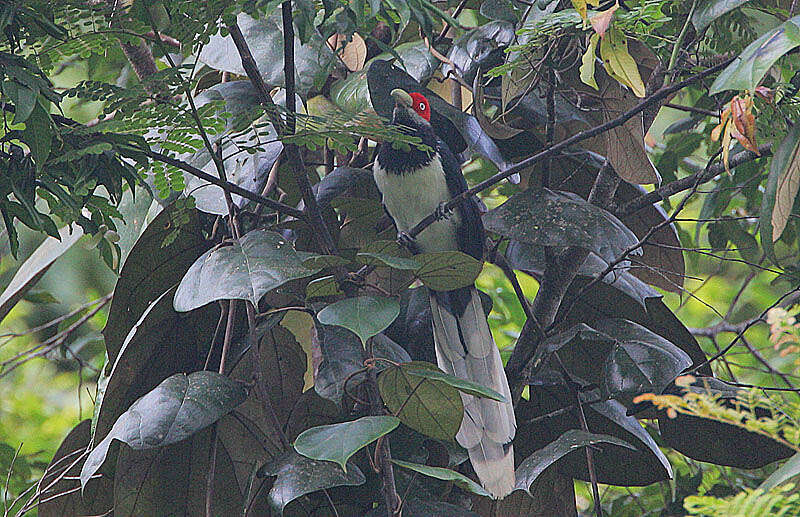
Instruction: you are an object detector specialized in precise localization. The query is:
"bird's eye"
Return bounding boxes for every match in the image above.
[418,102,426,111]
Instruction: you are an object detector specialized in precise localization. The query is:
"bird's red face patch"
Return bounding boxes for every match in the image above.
[409,92,430,122]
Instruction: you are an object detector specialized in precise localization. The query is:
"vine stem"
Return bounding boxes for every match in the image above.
[667,0,697,81]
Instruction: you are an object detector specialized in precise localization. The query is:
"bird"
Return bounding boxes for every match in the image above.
[373,88,516,499]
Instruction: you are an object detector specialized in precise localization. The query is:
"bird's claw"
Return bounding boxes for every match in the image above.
[434,202,453,221]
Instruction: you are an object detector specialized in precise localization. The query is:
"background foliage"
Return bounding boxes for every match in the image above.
[2,0,800,515]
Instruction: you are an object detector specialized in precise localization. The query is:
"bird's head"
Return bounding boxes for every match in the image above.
[391,88,431,127]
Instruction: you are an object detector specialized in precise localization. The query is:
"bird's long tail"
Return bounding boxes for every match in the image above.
[429,288,516,499]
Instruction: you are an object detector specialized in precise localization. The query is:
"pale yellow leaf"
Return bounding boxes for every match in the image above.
[281,310,317,391]
[572,0,588,20]
[599,28,646,97]
[580,33,600,90]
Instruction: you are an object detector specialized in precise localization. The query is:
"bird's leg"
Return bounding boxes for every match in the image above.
[434,201,453,221]
[396,231,421,254]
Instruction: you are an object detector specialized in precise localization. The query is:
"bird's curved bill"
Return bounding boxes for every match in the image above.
[390,88,413,108]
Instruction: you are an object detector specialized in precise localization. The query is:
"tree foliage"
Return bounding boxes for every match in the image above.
[2,0,800,515]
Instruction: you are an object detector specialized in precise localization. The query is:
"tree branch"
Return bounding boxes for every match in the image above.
[142,149,307,219]
[618,143,772,216]
[404,57,735,241]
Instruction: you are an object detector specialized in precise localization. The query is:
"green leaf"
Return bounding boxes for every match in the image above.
[80,371,248,489]
[599,28,645,97]
[357,240,420,270]
[377,361,463,441]
[306,275,343,298]
[174,229,320,312]
[580,33,599,90]
[760,452,800,490]
[294,416,400,471]
[414,251,483,291]
[404,365,507,402]
[391,459,491,497]
[20,100,51,168]
[315,325,410,404]
[2,80,38,124]
[761,124,800,261]
[198,12,340,94]
[710,16,800,94]
[316,295,400,345]
[691,0,749,31]
[0,224,83,325]
[259,450,365,513]
[302,254,350,269]
[515,429,633,494]
[484,188,639,265]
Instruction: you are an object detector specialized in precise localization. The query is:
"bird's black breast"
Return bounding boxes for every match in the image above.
[376,108,439,175]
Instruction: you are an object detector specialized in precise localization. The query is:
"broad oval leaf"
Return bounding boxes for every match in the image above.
[294,415,400,471]
[414,251,483,291]
[377,361,463,441]
[761,123,800,260]
[316,295,400,345]
[710,15,800,94]
[515,429,634,493]
[391,459,491,497]
[597,318,692,400]
[691,0,749,31]
[174,229,320,312]
[259,450,365,513]
[198,12,340,94]
[404,365,506,402]
[484,188,639,265]
[80,371,247,489]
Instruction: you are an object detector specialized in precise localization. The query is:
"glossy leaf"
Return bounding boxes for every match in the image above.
[259,450,365,513]
[378,361,463,441]
[317,295,400,345]
[515,430,633,493]
[294,416,400,471]
[391,459,491,497]
[81,371,247,489]
[315,324,410,404]
[174,229,320,312]
[443,21,515,84]
[710,16,800,94]
[198,12,340,93]
[692,0,749,31]
[761,124,800,260]
[405,365,506,402]
[484,188,639,265]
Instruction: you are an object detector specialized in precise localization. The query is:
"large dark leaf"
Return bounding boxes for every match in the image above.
[485,188,639,265]
[198,12,340,94]
[442,21,515,84]
[515,430,633,493]
[174,229,320,311]
[93,287,219,440]
[710,15,800,94]
[692,0,750,31]
[316,295,400,345]
[185,81,283,216]
[113,428,242,516]
[378,361,463,441]
[294,416,400,470]
[313,166,375,207]
[414,251,483,291]
[314,324,410,404]
[81,371,247,489]
[471,470,577,517]
[391,459,490,497]
[367,59,512,171]
[259,450,365,513]
[516,387,672,486]
[657,377,794,468]
[104,201,210,362]
[39,420,113,517]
